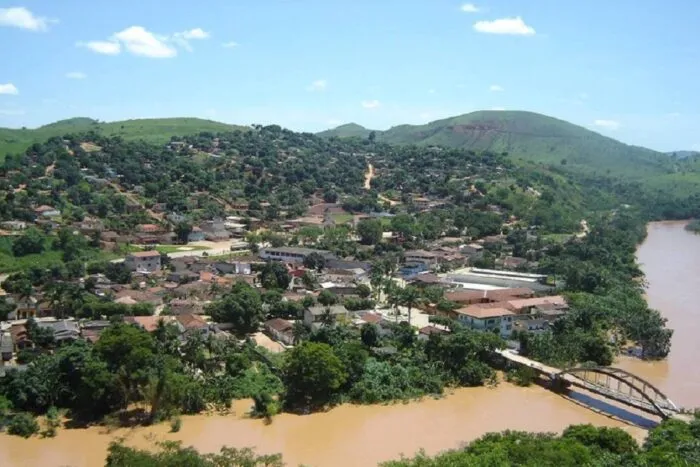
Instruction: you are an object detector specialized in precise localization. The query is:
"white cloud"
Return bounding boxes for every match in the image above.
[222,41,239,48]
[0,83,19,95]
[0,7,54,31]
[474,17,536,35]
[361,100,381,109]
[428,88,437,94]
[306,79,327,92]
[173,28,210,51]
[593,119,620,130]
[81,25,210,58]
[461,3,480,13]
[112,26,177,58]
[65,71,87,80]
[79,40,121,55]
[489,84,504,92]
[179,28,209,40]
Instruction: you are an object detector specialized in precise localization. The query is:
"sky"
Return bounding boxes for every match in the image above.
[1,0,699,152]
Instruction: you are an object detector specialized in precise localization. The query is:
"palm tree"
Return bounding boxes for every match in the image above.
[385,281,402,322]
[400,286,423,327]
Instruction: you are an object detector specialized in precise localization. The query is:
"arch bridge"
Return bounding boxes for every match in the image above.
[494,349,681,420]
[555,366,678,419]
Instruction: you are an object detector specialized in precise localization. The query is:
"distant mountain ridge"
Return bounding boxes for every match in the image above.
[317,110,692,190]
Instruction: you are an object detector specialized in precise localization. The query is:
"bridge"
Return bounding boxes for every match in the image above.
[495,349,687,421]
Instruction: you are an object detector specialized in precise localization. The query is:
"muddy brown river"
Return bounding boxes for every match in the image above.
[0,221,696,466]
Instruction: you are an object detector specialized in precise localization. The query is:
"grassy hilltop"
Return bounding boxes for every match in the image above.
[0,117,245,161]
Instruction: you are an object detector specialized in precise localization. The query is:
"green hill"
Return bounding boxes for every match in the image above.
[319,110,699,194]
[0,117,246,161]
[316,123,374,139]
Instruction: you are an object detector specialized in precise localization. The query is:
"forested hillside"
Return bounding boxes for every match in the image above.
[319,110,700,195]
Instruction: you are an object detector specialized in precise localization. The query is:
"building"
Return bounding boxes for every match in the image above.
[0,220,27,231]
[124,250,162,273]
[445,287,534,306]
[229,240,250,254]
[0,332,13,361]
[496,256,529,270]
[403,250,439,267]
[461,243,484,259]
[187,227,206,242]
[34,205,61,218]
[259,247,334,263]
[444,268,553,292]
[124,315,179,333]
[264,318,295,346]
[455,304,515,337]
[400,262,428,278]
[303,305,349,328]
[37,320,80,344]
[506,296,568,315]
[418,325,449,341]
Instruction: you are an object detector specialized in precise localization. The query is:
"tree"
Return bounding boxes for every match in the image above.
[356,283,371,299]
[303,252,327,272]
[25,318,55,349]
[400,286,423,326]
[205,282,264,335]
[174,222,192,244]
[317,290,338,307]
[12,228,45,256]
[356,218,383,245]
[7,412,39,438]
[259,262,291,291]
[360,323,380,347]
[284,342,347,409]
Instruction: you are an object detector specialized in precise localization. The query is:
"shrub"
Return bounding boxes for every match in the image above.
[7,412,40,438]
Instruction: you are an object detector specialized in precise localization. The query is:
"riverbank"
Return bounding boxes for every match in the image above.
[0,383,646,467]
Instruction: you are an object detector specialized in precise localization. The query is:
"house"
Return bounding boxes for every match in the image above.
[0,332,13,361]
[114,289,163,307]
[506,296,568,315]
[264,318,295,346]
[319,281,358,297]
[100,231,119,243]
[0,220,27,231]
[137,224,163,234]
[400,262,428,278]
[38,320,80,344]
[418,325,449,341]
[168,299,205,315]
[404,250,439,267]
[124,250,162,273]
[229,240,250,254]
[187,226,206,242]
[259,247,334,264]
[461,243,484,259]
[175,314,210,334]
[303,305,349,328]
[124,315,179,333]
[454,303,516,337]
[13,296,38,320]
[34,205,61,218]
[496,256,529,270]
[445,287,534,306]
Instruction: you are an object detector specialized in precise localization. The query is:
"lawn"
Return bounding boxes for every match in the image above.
[332,213,355,224]
[0,249,119,274]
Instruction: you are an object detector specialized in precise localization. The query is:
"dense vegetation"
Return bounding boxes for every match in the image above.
[103,417,700,466]
[320,110,700,195]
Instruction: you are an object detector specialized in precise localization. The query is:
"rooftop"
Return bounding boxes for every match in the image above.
[456,305,515,319]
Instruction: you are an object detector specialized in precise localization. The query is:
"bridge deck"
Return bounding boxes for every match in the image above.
[494,349,682,419]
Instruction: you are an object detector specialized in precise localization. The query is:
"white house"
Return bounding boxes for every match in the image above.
[454,304,515,337]
[259,247,333,263]
[124,250,162,273]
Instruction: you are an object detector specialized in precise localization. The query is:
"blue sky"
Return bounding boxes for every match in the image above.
[1,1,699,151]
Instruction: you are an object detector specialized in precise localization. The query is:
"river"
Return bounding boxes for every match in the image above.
[0,221,696,466]
[616,221,700,408]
